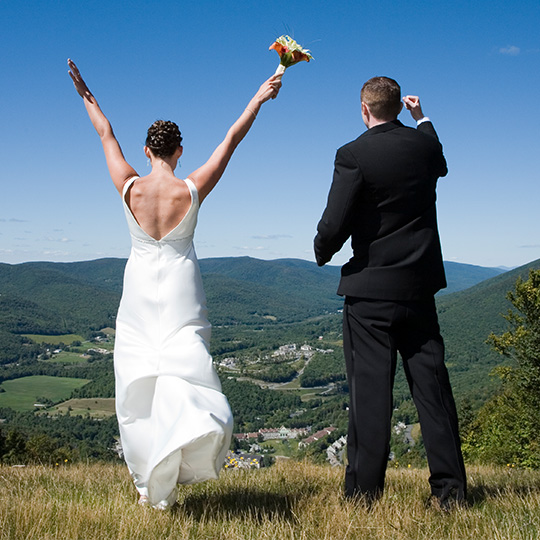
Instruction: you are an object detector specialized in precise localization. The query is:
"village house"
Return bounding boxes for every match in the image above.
[219,357,237,369]
[234,432,260,441]
[326,435,347,466]
[272,344,297,357]
[234,426,310,442]
[258,426,310,440]
[299,426,336,447]
[87,347,111,355]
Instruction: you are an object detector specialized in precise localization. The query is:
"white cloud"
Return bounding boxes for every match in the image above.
[40,236,73,243]
[251,234,293,240]
[42,250,70,256]
[235,245,267,251]
[499,45,520,56]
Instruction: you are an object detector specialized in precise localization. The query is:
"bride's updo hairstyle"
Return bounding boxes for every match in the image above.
[145,120,183,158]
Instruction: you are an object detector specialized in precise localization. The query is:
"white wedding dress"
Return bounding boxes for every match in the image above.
[114,176,233,508]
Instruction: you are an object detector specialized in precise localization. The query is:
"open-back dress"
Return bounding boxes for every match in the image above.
[114,176,233,508]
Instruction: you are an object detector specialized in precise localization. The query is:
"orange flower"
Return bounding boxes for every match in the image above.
[269,35,313,75]
[269,41,287,57]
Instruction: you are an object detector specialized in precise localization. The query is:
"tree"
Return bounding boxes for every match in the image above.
[26,434,57,464]
[0,429,5,457]
[463,269,540,467]
[2,429,28,464]
[489,269,540,408]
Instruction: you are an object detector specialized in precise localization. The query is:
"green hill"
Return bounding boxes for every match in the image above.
[436,258,540,405]
[201,257,343,324]
[21,258,127,294]
[440,261,505,295]
[0,262,120,334]
[1,255,536,405]
[0,256,504,332]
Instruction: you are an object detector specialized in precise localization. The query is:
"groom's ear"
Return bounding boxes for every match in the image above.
[398,102,404,115]
[361,101,370,126]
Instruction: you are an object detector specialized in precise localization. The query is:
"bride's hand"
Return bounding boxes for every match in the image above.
[68,59,93,100]
[254,74,283,104]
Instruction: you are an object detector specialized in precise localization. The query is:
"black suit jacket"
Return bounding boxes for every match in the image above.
[314,119,448,300]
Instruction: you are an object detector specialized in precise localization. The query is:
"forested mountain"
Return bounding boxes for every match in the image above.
[435,258,540,404]
[0,256,505,332]
[0,262,120,343]
[0,255,533,378]
[1,256,540,463]
[201,258,343,324]
[440,261,505,295]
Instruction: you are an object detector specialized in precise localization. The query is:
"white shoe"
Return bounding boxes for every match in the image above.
[153,499,172,511]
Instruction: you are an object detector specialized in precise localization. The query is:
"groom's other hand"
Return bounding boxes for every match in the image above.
[402,95,425,122]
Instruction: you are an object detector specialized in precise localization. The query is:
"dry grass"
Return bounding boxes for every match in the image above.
[49,398,116,418]
[1,461,539,539]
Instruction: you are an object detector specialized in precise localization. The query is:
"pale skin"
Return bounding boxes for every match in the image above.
[68,59,282,241]
[361,94,425,128]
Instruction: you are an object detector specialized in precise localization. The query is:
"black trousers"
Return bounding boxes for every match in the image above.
[343,296,466,501]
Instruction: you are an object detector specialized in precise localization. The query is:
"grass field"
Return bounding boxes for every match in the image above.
[0,462,538,539]
[260,438,300,458]
[22,333,86,345]
[0,376,90,411]
[49,398,116,418]
[44,351,91,364]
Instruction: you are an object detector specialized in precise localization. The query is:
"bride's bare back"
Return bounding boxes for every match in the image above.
[125,173,191,241]
[68,58,281,239]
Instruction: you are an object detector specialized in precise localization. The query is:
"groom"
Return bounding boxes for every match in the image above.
[314,76,466,506]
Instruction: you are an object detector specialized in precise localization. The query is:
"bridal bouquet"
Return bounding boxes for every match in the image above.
[269,35,313,75]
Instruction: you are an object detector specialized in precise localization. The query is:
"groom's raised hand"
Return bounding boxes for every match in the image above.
[402,95,425,122]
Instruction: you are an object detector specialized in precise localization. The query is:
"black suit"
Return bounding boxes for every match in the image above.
[315,119,466,502]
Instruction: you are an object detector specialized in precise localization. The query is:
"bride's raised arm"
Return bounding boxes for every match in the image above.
[189,74,282,203]
[68,59,138,194]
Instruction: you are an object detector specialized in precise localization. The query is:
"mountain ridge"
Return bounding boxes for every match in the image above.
[1,256,539,405]
[0,256,507,333]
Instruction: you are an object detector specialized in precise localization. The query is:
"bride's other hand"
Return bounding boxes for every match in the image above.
[68,59,93,100]
[68,59,138,192]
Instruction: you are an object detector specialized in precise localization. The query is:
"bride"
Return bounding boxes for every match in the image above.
[68,59,281,509]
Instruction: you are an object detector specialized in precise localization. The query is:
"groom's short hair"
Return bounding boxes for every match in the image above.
[361,77,401,120]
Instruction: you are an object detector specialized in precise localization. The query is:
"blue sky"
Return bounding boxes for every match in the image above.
[1,0,539,269]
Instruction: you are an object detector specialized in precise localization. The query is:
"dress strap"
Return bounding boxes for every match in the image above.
[122,176,139,199]
[183,178,200,207]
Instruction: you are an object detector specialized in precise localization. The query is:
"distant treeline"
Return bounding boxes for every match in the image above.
[0,407,119,464]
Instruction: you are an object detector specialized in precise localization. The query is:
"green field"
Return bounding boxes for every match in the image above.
[0,376,90,411]
[44,351,91,364]
[22,334,86,345]
[260,438,300,457]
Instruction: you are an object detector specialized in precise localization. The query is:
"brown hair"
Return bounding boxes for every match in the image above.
[145,120,183,158]
[361,77,401,120]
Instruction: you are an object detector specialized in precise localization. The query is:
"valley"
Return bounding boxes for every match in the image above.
[1,255,539,464]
